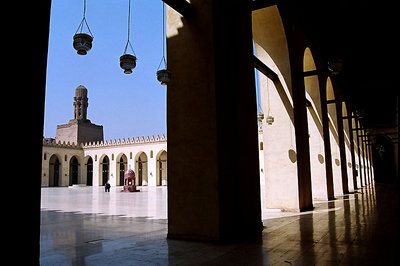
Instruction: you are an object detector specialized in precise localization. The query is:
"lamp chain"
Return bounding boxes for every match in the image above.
[75,0,93,36]
[157,2,167,70]
[123,0,136,56]
[127,0,131,42]
[83,0,86,18]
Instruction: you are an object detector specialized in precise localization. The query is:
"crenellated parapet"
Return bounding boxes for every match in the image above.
[42,138,83,149]
[82,134,167,148]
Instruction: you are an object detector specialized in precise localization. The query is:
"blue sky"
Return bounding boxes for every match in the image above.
[44,0,167,140]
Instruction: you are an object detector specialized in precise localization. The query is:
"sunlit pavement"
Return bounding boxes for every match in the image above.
[40,184,399,265]
[41,186,167,219]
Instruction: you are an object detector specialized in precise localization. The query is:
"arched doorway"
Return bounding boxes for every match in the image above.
[117,154,128,186]
[69,156,79,186]
[156,150,167,186]
[49,154,61,187]
[86,156,93,186]
[303,47,327,200]
[100,155,109,186]
[326,77,343,197]
[253,7,300,211]
[135,152,148,186]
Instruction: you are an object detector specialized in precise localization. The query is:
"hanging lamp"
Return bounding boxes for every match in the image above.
[327,59,343,75]
[73,0,94,55]
[257,112,264,122]
[120,0,137,74]
[156,2,171,85]
[265,78,274,125]
[256,85,264,122]
[266,114,275,125]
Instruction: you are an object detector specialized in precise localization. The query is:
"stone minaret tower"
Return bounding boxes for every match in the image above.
[55,85,103,144]
[73,85,89,121]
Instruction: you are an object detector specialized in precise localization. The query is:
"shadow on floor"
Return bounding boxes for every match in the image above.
[40,183,399,265]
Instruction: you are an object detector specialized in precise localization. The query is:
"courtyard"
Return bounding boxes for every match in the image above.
[41,186,168,220]
[40,184,399,265]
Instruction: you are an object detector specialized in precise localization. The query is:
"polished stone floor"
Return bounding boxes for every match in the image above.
[41,186,168,220]
[40,183,399,265]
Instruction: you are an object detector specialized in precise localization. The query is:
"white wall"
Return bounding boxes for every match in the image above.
[83,140,167,187]
[42,138,167,187]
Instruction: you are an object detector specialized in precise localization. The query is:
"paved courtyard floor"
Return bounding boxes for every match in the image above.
[41,186,168,220]
[40,184,399,265]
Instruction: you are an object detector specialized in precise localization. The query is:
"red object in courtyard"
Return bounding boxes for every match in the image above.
[121,169,140,192]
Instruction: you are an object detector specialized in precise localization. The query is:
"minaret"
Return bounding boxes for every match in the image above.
[73,85,89,121]
[55,85,103,144]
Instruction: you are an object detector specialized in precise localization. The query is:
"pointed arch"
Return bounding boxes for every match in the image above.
[69,156,79,186]
[326,77,343,196]
[156,150,168,186]
[49,154,61,187]
[99,155,110,186]
[84,155,93,186]
[135,152,148,186]
[303,47,326,200]
[252,4,310,211]
[116,153,128,186]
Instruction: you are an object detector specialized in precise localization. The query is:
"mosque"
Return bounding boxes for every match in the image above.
[41,85,168,188]
[19,1,399,263]
[41,81,373,214]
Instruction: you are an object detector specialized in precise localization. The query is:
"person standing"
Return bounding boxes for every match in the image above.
[105,180,111,192]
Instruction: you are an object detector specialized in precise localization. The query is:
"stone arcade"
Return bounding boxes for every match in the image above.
[41,85,168,188]
[22,1,399,263]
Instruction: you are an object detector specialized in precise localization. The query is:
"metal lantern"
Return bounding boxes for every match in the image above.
[120,0,137,74]
[257,112,264,122]
[73,0,93,55]
[266,115,274,125]
[327,59,343,75]
[156,2,171,85]
[120,54,137,74]
[355,109,364,119]
[73,33,93,55]
[157,69,171,85]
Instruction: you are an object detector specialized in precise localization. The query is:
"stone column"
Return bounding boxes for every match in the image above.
[348,115,358,189]
[291,64,313,211]
[285,23,313,212]
[148,151,156,186]
[166,0,262,242]
[336,103,349,193]
[110,154,117,187]
[360,127,368,185]
[319,78,335,199]
[92,155,100,187]
[355,123,364,187]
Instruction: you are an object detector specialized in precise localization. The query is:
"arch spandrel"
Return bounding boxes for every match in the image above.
[252,5,292,93]
[342,102,351,141]
[326,77,339,135]
[303,47,317,72]
[116,152,128,162]
[303,47,323,126]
